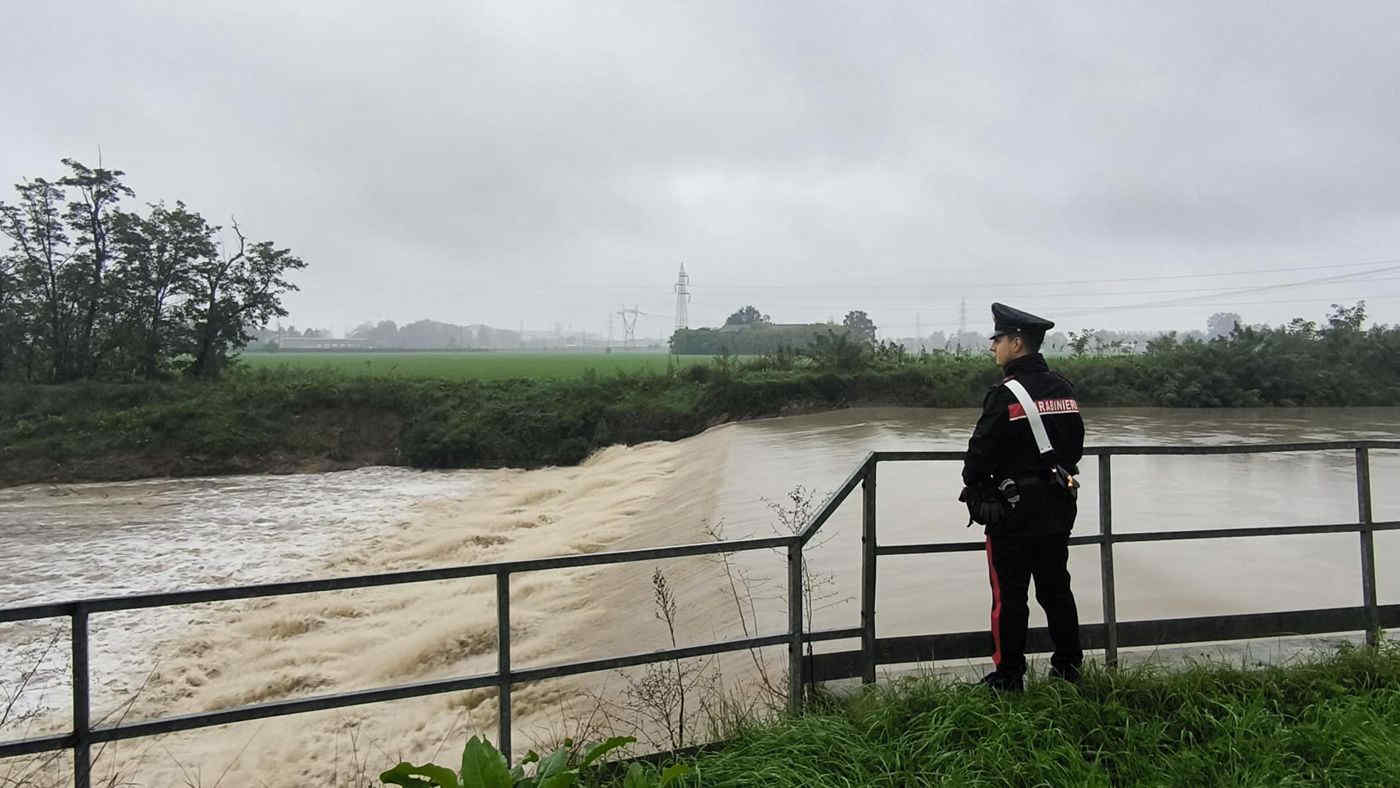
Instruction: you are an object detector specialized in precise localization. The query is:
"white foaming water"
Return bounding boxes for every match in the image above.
[1,433,732,787]
[0,467,484,727]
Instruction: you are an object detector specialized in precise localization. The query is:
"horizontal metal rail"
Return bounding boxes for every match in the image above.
[875,440,1400,461]
[875,520,1400,556]
[0,535,794,624]
[809,604,1400,682]
[2,439,1395,787]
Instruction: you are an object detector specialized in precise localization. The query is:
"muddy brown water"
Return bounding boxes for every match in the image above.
[1,407,1397,785]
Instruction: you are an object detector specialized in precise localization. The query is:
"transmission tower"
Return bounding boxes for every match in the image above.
[617,305,649,349]
[957,297,967,355]
[673,263,691,331]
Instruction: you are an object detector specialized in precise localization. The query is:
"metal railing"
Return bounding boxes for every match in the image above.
[1,439,1396,787]
[815,440,1400,683]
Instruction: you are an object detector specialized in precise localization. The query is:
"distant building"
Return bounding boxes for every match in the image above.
[275,336,376,351]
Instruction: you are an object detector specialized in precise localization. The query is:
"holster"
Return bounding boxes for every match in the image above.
[1048,464,1079,501]
[959,480,1018,527]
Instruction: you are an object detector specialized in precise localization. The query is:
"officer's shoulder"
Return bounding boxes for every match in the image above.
[981,380,1012,407]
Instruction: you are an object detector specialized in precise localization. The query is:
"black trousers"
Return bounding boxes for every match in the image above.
[985,529,1082,676]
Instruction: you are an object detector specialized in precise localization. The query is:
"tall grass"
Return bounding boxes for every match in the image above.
[676,642,1400,786]
[239,352,722,381]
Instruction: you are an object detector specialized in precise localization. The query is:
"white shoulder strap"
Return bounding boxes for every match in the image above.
[1004,379,1053,456]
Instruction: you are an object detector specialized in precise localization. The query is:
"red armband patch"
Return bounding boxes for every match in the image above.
[1008,398,1079,421]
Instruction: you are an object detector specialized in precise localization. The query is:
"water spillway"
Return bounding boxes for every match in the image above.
[2,407,1398,785]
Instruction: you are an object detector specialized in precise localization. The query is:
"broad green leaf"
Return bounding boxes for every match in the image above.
[536,747,569,778]
[580,736,636,769]
[538,774,577,788]
[379,761,459,788]
[459,737,513,788]
[621,762,651,788]
[658,763,693,787]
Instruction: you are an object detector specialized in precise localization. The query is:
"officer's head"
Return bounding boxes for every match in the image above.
[989,303,1053,367]
[990,330,1042,365]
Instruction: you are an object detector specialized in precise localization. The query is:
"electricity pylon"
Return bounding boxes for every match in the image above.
[674,263,691,331]
[617,306,650,349]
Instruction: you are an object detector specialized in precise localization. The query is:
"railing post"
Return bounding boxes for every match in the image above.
[72,603,91,788]
[787,539,804,714]
[861,459,877,685]
[1098,454,1118,669]
[496,572,512,762]
[1356,448,1379,646]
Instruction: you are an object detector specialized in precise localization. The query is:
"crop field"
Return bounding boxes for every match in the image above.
[238,351,718,380]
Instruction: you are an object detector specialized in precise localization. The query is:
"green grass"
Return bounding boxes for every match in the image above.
[239,352,723,380]
[672,643,1400,786]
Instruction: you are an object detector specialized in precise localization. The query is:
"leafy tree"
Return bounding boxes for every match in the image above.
[111,201,216,378]
[0,177,78,381]
[807,328,867,370]
[351,319,400,347]
[725,305,770,326]
[1207,312,1241,340]
[58,159,133,378]
[1326,301,1366,333]
[182,221,306,378]
[1068,328,1096,357]
[842,309,877,344]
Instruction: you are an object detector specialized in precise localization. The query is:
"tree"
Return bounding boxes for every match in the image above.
[807,328,867,370]
[1067,328,1096,356]
[725,305,770,326]
[0,247,19,378]
[1207,312,1241,340]
[0,177,78,381]
[59,159,133,377]
[182,221,306,378]
[1326,301,1366,333]
[842,310,877,344]
[111,201,216,378]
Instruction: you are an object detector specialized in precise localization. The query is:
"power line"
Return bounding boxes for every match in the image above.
[1054,265,1400,319]
[572,256,1400,293]
[902,295,1390,335]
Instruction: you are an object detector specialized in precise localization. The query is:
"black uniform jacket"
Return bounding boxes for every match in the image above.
[962,353,1085,488]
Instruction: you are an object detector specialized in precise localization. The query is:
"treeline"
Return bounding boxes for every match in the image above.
[670,306,878,355]
[0,302,1395,486]
[0,159,306,382]
[343,319,522,350]
[1058,302,1400,406]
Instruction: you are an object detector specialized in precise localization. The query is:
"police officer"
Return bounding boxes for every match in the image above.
[961,303,1084,691]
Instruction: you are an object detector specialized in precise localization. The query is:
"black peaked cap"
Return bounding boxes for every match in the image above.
[990,302,1054,338]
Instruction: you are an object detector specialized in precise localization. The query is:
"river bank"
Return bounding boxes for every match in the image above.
[6,326,1400,487]
[0,365,984,486]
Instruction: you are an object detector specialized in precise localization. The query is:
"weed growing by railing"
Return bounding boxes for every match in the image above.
[380,735,690,788]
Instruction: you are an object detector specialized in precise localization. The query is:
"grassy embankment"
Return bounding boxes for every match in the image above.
[4,316,1399,487]
[0,355,1000,486]
[651,642,1400,786]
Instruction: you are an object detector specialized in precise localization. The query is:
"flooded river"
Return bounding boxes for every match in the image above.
[1,407,1397,785]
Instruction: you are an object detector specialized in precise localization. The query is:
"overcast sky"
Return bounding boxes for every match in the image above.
[5,1,1399,339]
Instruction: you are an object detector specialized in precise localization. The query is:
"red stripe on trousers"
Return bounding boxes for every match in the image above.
[986,537,1002,668]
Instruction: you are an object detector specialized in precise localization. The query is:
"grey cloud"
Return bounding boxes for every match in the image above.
[3,0,1399,335]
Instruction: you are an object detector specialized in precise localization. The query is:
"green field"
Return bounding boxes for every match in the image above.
[238,351,719,380]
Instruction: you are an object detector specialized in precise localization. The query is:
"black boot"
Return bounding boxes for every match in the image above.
[979,670,1024,692]
[1047,664,1081,684]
